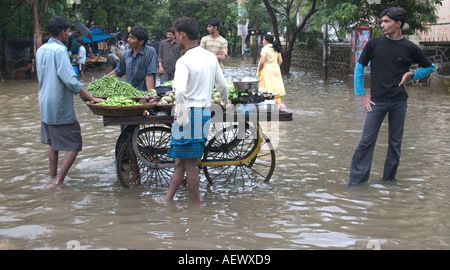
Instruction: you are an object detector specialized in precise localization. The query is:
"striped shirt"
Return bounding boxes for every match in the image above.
[200,35,228,71]
[114,45,157,91]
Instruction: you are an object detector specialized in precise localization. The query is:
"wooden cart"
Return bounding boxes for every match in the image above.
[101,107,293,188]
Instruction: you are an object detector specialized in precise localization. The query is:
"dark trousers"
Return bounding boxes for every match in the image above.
[349,100,408,184]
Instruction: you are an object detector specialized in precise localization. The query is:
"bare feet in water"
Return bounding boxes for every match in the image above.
[48,179,64,189]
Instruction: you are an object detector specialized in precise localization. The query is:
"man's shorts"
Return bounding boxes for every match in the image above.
[168,107,211,159]
[78,63,85,71]
[41,122,82,151]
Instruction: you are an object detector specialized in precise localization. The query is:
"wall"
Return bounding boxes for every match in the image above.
[292,41,449,88]
[291,43,352,80]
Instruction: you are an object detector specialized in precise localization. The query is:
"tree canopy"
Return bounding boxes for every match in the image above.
[0,0,443,77]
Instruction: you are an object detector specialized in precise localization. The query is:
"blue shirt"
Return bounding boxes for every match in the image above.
[36,37,83,125]
[114,45,157,91]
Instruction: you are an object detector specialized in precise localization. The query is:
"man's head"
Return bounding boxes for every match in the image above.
[167,28,175,42]
[48,16,70,38]
[381,7,407,33]
[173,17,199,51]
[206,18,220,35]
[128,26,149,48]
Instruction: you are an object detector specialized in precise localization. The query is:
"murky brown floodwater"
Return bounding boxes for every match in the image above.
[0,58,449,250]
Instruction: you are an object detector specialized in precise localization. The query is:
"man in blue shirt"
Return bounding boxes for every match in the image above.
[36,16,103,188]
[347,7,435,185]
[107,26,157,92]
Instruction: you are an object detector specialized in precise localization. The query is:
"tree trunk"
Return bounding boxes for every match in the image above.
[263,0,317,75]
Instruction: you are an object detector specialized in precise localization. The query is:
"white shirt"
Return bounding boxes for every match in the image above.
[77,45,86,64]
[173,46,228,124]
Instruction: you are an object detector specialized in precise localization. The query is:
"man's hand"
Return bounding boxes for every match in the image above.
[91,97,104,103]
[399,71,414,86]
[359,94,375,112]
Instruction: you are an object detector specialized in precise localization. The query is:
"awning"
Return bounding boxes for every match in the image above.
[72,32,120,44]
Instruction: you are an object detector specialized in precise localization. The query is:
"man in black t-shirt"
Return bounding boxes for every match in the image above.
[347,7,435,185]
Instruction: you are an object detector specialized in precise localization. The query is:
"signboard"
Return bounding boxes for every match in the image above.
[351,26,372,73]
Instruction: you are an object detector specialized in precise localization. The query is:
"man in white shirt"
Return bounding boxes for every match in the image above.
[164,17,228,207]
[76,39,86,80]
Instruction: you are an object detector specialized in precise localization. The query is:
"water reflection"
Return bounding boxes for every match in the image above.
[0,58,449,250]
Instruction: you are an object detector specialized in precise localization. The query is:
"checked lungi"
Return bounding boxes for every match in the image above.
[168,107,211,159]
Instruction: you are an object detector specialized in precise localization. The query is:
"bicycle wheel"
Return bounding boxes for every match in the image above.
[132,125,174,186]
[202,123,276,184]
[116,137,142,188]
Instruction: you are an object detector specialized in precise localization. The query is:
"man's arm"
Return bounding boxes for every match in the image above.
[145,74,155,91]
[399,63,436,86]
[79,88,104,103]
[354,62,375,112]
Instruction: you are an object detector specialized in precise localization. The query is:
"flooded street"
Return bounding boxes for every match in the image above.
[0,58,449,250]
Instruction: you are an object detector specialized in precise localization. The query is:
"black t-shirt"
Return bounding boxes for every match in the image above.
[358,36,432,102]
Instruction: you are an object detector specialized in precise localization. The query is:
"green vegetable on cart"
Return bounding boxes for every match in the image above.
[97,96,140,106]
[86,76,147,98]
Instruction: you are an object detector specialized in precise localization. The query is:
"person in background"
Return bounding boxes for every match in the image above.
[158,28,183,85]
[150,36,160,56]
[164,17,229,207]
[36,16,103,188]
[76,39,86,81]
[107,26,157,92]
[256,34,286,109]
[200,18,228,72]
[347,7,436,185]
[118,41,126,52]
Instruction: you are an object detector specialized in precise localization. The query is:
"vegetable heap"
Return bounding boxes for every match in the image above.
[227,82,238,98]
[161,80,173,87]
[98,96,140,106]
[87,76,147,98]
[157,90,176,106]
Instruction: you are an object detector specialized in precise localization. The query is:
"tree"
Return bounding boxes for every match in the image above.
[263,0,318,75]
[321,0,443,36]
[262,0,443,75]
[27,0,49,55]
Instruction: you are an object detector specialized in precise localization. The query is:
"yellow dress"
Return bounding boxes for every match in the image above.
[257,44,286,98]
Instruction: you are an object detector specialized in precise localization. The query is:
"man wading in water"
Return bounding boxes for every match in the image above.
[347,7,435,185]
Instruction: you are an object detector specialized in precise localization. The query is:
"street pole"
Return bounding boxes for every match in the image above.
[323,0,328,82]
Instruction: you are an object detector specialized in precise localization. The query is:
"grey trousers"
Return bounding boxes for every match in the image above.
[348,100,408,184]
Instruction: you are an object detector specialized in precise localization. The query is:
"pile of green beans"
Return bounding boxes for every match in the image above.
[97,96,140,106]
[87,76,145,98]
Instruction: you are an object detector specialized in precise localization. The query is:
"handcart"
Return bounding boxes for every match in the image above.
[86,79,293,188]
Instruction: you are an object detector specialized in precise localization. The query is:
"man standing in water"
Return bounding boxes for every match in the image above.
[200,18,228,72]
[36,16,103,188]
[347,7,435,185]
[164,17,229,207]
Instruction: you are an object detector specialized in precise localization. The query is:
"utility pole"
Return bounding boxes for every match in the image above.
[322,0,328,81]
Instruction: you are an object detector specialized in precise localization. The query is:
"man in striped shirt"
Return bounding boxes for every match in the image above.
[200,18,228,71]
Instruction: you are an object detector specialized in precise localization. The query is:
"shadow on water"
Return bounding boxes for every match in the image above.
[0,58,449,249]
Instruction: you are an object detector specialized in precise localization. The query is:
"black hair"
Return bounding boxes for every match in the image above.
[167,28,175,34]
[173,17,199,41]
[206,18,221,30]
[130,26,149,45]
[47,16,70,37]
[264,34,282,53]
[381,7,407,28]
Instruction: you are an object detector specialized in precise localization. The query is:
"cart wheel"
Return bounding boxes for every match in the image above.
[202,123,275,184]
[115,125,137,160]
[116,137,143,188]
[131,125,174,187]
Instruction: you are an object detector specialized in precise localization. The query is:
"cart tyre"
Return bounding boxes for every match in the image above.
[116,137,142,188]
[202,123,275,184]
[131,125,174,186]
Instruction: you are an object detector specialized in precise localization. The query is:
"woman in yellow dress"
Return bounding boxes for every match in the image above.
[257,34,286,109]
